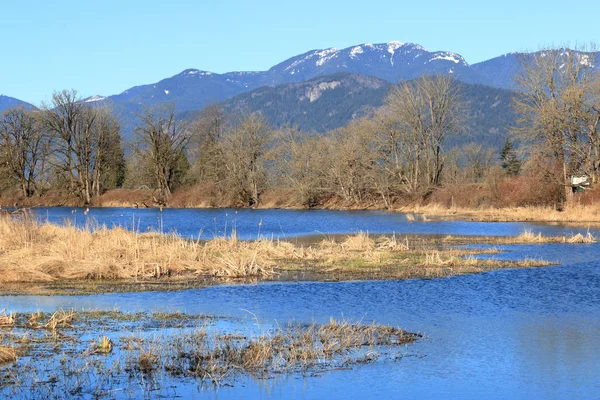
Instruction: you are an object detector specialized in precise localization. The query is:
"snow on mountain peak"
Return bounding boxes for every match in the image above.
[578,54,595,67]
[350,46,364,59]
[387,41,405,54]
[84,95,105,103]
[183,69,213,76]
[315,48,338,66]
[428,52,466,65]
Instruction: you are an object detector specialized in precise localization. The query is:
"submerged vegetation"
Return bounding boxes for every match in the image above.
[0,308,419,397]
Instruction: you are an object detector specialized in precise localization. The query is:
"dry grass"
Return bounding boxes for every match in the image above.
[134,318,421,385]
[93,336,114,354]
[511,229,597,244]
[406,203,600,224]
[0,309,15,326]
[0,345,17,365]
[0,309,421,394]
[0,213,279,283]
[0,214,577,289]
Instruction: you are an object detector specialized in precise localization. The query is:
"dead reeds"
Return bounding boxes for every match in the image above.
[406,203,600,224]
[0,345,17,364]
[0,309,15,326]
[0,213,279,283]
[0,214,580,289]
[140,318,421,385]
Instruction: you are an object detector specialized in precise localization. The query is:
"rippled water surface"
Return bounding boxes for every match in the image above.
[30,206,600,239]
[3,208,599,398]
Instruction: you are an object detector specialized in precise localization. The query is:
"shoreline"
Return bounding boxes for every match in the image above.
[4,196,600,225]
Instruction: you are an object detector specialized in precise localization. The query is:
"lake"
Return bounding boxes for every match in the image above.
[2,207,599,398]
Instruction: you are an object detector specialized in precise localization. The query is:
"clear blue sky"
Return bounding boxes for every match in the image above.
[2,0,599,105]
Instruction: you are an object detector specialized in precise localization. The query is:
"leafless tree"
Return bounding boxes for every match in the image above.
[43,90,124,204]
[513,45,600,200]
[133,104,191,203]
[0,106,49,197]
[325,118,380,203]
[220,113,272,206]
[92,106,125,196]
[378,75,466,194]
[274,126,328,206]
[187,104,227,186]
[462,143,495,183]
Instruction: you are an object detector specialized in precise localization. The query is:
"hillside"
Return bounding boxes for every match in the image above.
[206,74,516,150]
[0,95,35,113]
[221,73,390,132]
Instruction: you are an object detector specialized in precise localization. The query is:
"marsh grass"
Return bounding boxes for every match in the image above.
[93,336,113,354]
[440,230,598,245]
[0,309,15,326]
[124,318,420,386]
[407,203,600,224]
[0,213,279,283]
[0,214,581,290]
[0,345,17,365]
[0,308,422,396]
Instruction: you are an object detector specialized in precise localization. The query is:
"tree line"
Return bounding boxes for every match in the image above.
[1,47,599,207]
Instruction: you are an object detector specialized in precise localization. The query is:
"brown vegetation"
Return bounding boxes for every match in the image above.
[148,318,419,384]
[0,213,277,284]
[0,345,17,365]
[0,214,574,294]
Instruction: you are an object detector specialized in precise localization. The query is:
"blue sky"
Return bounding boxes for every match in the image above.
[2,0,599,104]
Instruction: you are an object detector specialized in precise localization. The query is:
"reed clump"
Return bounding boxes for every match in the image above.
[93,336,114,354]
[0,309,15,326]
[0,345,17,364]
[513,230,597,244]
[406,203,600,224]
[0,214,579,289]
[29,309,75,330]
[566,232,597,243]
[152,318,420,385]
[0,213,281,283]
[0,309,422,395]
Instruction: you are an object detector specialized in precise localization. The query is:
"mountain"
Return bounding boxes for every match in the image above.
[101,41,486,117]
[107,69,262,113]
[263,41,479,85]
[7,41,596,145]
[99,43,599,136]
[0,95,35,113]
[205,74,516,151]
[472,50,600,89]
[220,73,390,132]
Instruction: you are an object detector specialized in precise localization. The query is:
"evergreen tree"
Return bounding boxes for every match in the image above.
[500,138,521,176]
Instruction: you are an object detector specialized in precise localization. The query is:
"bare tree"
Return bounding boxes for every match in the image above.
[43,90,124,204]
[0,106,49,197]
[462,143,495,183]
[325,118,380,203]
[133,104,191,203]
[378,75,466,194]
[92,107,125,196]
[187,104,227,186]
[513,46,599,200]
[274,126,328,206]
[220,113,272,206]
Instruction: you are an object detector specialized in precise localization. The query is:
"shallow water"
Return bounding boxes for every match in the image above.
[3,209,600,398]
